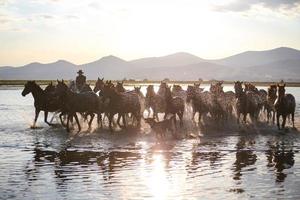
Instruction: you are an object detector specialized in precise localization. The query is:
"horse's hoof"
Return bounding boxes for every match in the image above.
[30,125,37,129]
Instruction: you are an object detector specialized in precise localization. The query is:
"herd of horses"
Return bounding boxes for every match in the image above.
[21,78,296,134]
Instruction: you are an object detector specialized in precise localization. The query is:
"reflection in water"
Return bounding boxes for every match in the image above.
[146,154,169,200]
[266,141,295,182]
[232,137,257,181]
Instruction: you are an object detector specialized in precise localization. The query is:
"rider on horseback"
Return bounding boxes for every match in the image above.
[76,70,86,91]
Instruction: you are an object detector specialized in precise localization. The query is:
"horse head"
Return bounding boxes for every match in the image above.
[22,81,39,97]
[44,82,56,93]
[268,84,277,100]
[146,85,155,98]
[116,81,126,92]
[186,85,195,103]
[234,81,243,98]
[56,79,69,96]
[94,77,104,93]
[277,83,286,99]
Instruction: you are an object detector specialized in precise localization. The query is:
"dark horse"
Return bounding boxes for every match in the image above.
[275,83,296,130]
[102,83,141,132]
[56,80,99,132]
[21,81,61,127]
[234,81,260,124]
[164,86,184,127]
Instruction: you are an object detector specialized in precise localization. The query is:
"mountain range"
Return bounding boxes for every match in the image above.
[0,47,299,81]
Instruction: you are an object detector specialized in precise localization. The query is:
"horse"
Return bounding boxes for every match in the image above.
[234,81,260,124]
[244,83,267,117]
[172,84,187,102]
[55,80,99,132]
[93,77,105,94]
[116,81,126,93]
[102,84,141,132]
[145,85,166,120]
[265,84,277,123]
[21,81,62,127]
[210,82,235,122]
[275,83,296,130]
[164,86,185,127]
[186,85,211,124]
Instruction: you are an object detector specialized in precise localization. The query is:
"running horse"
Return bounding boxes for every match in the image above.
[55,80,99,132]
[275,83,296,130]
[21,81,62,127]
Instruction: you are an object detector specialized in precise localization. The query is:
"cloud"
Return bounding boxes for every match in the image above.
[39,14,54,19]
[213,0,300,15]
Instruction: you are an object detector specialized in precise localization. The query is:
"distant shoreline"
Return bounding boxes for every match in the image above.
[1,80,300,87]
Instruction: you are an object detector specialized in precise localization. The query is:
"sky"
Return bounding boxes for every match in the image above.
[0,0,300,66]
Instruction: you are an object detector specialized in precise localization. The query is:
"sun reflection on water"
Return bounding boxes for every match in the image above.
[146,153,170,200]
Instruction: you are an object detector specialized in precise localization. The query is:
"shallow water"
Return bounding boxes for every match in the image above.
[1,85,300,199]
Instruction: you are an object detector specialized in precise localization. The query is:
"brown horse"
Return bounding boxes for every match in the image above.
[56,80,99,132]
[234,81,260,124]
[145,85,166,120]
[93,77,105,94]
[265,84,277,123]
[102,84,141,131]
[275,83,296,130]
[21,81,62,127]
[164,86,184,127]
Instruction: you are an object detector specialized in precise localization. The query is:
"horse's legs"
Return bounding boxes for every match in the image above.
[243,113,247,124]
[108,113,114,132]
[136,113,141,128]
[122,114,127,128]
[50,111,58,123]
[198,112,202,125]
[97,113,103,128]
[277,113,280,130]
[272,110,275,124]
[74,113,81,132]
[33,109,40,127]
[44,111,53,126]
[88,113,94,129]
[282,114,287,129]
[178,112,183,128]
[117,114,122,128]
[237,112,240,124]
[59,112,66,127]
[66,114,71,132]
[292,112,295,128]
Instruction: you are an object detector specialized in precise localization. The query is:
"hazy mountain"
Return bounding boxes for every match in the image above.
[211,47,300,68]
[0,47,299,81]
[239,59,300,81]
[130,52,204,68]
[80,55,134,80]
[130,62,230,81]
[0,60,77,80]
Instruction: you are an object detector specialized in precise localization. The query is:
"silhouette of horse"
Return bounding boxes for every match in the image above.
[164,86,184,127]
[244,83,267,116]
[275,83,296,130]
[210,82,235,121]
[172,84,187,102]
[145,85,166,120]
[93,77,104,94]
[265,84,277,123]
[116,81,126,92]
[21,81,62,127]
[234,81,260,124]
[80,84,93,93]
[186,85,211,124]
[56,80,99,132]
[102,83,141,131]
